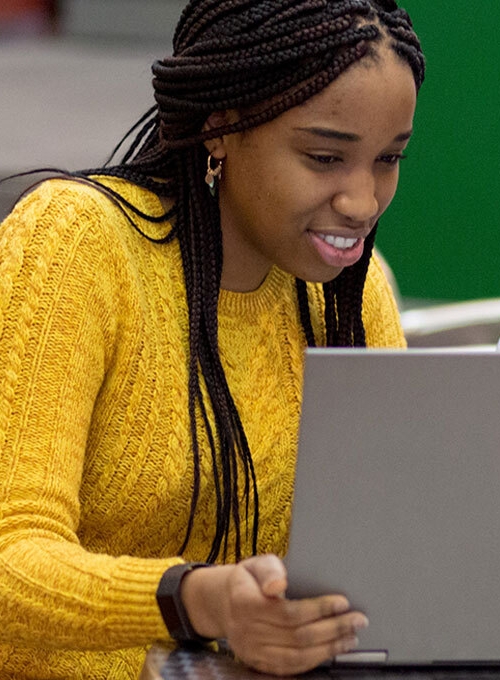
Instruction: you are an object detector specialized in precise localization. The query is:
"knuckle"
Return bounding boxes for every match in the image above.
[282,599,303,624]
[334,614,356,637]
[290,626,313,648]
[318,595,336,617]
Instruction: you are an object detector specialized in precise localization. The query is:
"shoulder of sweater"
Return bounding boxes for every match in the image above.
[364,252,397,309]
[366,252,387,288]
[363,253,406,347]
[4,175,170,244]
[0,177,163,314]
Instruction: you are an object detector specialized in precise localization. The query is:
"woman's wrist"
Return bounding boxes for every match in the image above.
[180,563,234,640]
[156,563,214,643]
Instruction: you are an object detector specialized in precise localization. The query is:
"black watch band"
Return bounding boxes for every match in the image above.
[156,562,213,643]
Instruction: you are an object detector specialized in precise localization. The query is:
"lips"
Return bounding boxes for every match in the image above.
[308,230,366,268]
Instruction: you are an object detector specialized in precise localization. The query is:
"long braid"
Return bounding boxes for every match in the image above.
[69,0,425,561]
[296,279,317,347]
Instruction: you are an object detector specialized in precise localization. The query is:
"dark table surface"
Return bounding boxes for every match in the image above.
[139,645,500,680]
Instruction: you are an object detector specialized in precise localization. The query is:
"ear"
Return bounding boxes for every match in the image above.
[202,110,238,159]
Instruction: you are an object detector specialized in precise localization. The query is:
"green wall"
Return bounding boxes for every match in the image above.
[376,2,500,301]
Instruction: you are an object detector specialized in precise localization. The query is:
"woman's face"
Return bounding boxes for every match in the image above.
[214,49,417,292]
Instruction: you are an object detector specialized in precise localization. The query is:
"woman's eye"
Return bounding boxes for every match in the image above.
[378,153,407,165]
[308,154,342,165]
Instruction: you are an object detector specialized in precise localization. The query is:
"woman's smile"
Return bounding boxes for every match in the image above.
[307,231,366,268]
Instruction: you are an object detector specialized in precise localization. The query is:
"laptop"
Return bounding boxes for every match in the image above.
[285,347,500,667]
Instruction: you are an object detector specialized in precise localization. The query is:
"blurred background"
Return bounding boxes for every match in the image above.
[1,0,500,322]
[0,0,183,222]
[378,1,500,305]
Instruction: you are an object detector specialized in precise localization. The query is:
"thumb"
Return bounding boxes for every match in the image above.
[242,554,288,598]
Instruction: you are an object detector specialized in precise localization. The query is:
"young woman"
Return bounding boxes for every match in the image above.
[0,1,425,677]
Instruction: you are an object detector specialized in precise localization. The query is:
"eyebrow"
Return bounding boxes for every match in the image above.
[295,127,413,143]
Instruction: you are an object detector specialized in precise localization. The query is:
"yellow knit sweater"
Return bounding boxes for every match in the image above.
[0,177,405,679]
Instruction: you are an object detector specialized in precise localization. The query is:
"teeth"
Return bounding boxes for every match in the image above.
[319,234,358,250]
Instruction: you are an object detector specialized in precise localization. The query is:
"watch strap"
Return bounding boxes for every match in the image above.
[156,562,213,643]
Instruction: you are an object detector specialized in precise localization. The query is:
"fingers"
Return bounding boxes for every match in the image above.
[278,591,352,627]
[281,608,369,650]
[223,555,370,676]
[242,634,359,677]
[234,609,369,676]
[233,604,368,650]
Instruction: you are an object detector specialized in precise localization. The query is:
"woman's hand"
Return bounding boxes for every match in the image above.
[181,554,368,676]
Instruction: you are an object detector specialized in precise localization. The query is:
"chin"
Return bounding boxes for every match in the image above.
[295,266,344,284]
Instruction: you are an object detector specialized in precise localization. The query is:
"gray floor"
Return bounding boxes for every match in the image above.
[0,37,167,220]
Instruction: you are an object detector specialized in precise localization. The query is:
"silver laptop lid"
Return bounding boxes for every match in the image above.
[286,348,500,665]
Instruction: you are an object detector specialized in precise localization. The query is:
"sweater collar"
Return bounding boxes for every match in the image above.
[218,267,292,318]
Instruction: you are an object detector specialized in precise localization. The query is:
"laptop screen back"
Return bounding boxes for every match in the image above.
[286,348,500,664]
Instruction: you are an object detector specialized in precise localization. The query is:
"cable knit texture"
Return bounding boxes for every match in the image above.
[0,177,405,679]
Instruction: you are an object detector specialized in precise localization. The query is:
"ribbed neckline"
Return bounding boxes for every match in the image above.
[219,267,291,318]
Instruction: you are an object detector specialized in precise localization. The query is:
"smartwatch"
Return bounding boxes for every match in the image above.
[156,562,213,643]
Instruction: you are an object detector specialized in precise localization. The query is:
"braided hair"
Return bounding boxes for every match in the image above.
[78,0,425,562]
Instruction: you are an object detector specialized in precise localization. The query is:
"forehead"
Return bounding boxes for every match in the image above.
[275,50,417,136]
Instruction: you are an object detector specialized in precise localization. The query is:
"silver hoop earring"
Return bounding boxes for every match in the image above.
[205,154,222,197]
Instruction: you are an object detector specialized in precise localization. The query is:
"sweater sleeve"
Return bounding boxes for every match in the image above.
[362,253,407,348]
[0,180,179,651]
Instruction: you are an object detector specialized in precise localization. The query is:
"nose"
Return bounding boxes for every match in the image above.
[331,171,379,223]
